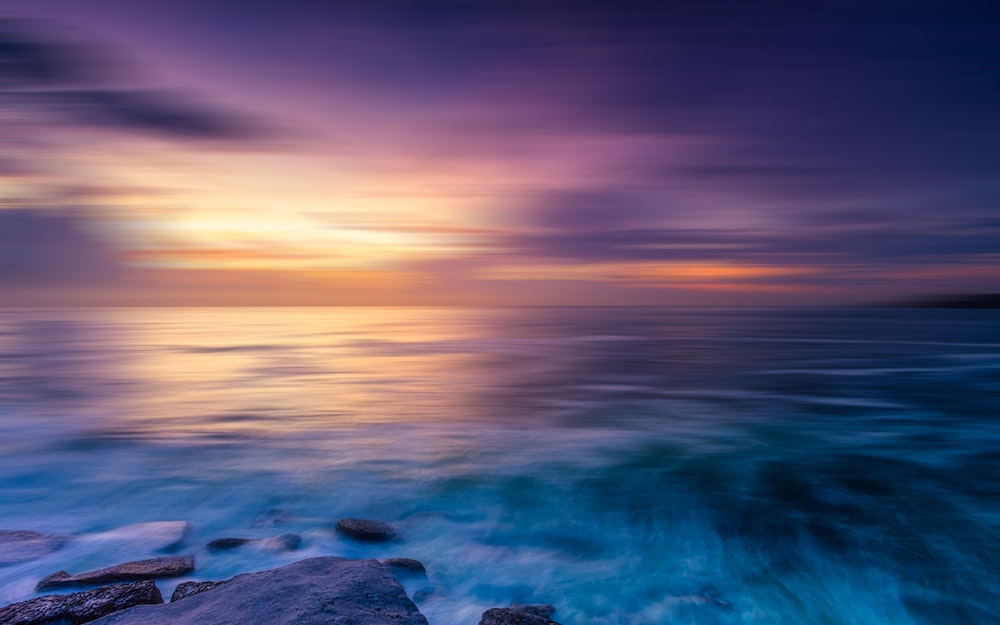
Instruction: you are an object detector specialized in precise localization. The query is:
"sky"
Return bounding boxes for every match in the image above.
[1,0,998,306]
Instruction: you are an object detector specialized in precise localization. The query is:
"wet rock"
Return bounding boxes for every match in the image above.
[378,557,426,575]
[37,555,195,590]
[169,580,227,602]
[0,580,162,625]
[251,509,293,528]
[88,557,428,625]
[335,518,397,542]
[0,530,71,567]
[479,607,560,625]
[206,533,301,552]
[79,522,190,553]
[509,604,556,619]
[260,533,301,551]
[206,537,254,551]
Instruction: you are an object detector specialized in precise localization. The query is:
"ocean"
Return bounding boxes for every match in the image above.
[0,307,998,624]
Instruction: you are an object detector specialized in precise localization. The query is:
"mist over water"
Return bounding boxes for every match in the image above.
[1,307,999,624]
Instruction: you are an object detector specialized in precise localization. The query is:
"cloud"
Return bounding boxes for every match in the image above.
[0,18,108,88]
[20,89,265,140]
[496,187,1000,274]
[0,18,265,141]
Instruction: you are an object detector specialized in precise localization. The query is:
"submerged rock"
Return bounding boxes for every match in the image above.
[37,555,195,590]
[260,533,301,551]
[206,533,301,552]
[251,509,294,528]
[378,557,426,575]
[88,557,428,625]
[206,537,254,551]
[335,518,397,542]
[78,522,190,553]
[0,530,71,567]
[479,607,561,625]
[0,580,162,625]
[509,604,556,619]
[169,580,228,602]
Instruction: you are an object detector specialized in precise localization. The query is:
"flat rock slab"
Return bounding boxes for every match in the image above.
[88,557,428,625]
[37,556,195,590]
[479,608,561,625]
[0,530,71,567]
[0,580,162,625]
[335,518,397,542]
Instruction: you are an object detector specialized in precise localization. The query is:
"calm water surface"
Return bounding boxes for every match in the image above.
[1,307,999,624]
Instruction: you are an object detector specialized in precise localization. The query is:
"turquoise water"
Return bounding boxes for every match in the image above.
[1,307,999,624]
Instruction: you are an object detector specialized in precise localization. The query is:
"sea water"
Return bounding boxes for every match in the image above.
[0,307,998,624]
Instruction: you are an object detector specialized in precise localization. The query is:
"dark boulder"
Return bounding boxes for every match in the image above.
[335,518,397,542]
[0,580,162,625]
[37,556,195,590]
[0,530,71,567]
[87,557,428,625]
[169,580,228,602]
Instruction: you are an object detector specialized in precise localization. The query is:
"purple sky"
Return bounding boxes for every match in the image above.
[1,0,998,305]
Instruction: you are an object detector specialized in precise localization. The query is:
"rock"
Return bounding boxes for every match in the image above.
[79,522,190,553]
[37,556,195,590]
[206,533,300,552]
[260,533,301,551]
[479,608,560,625]
[87,557,428,625]
[251,509,293,528]
[206,537,254,551]
[0,530,71,567]
[335,518,397,542]
[0,580,162,625]
[169,580,228,602]
[509,604,556,618]
[378,557,426,574]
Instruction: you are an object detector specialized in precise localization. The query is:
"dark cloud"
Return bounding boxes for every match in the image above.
[0,18,108,88]
[0,18,265,141]
[21,89,264,140]
[0,210,122,289]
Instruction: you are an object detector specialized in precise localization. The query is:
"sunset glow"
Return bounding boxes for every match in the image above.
[2,1,999,306]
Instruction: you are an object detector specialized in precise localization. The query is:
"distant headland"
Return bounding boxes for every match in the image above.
[888,293,1000,309]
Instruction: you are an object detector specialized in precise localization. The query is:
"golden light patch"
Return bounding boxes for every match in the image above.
[478,261,816,285]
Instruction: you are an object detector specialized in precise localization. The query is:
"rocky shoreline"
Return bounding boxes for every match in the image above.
[0,518,564,625]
